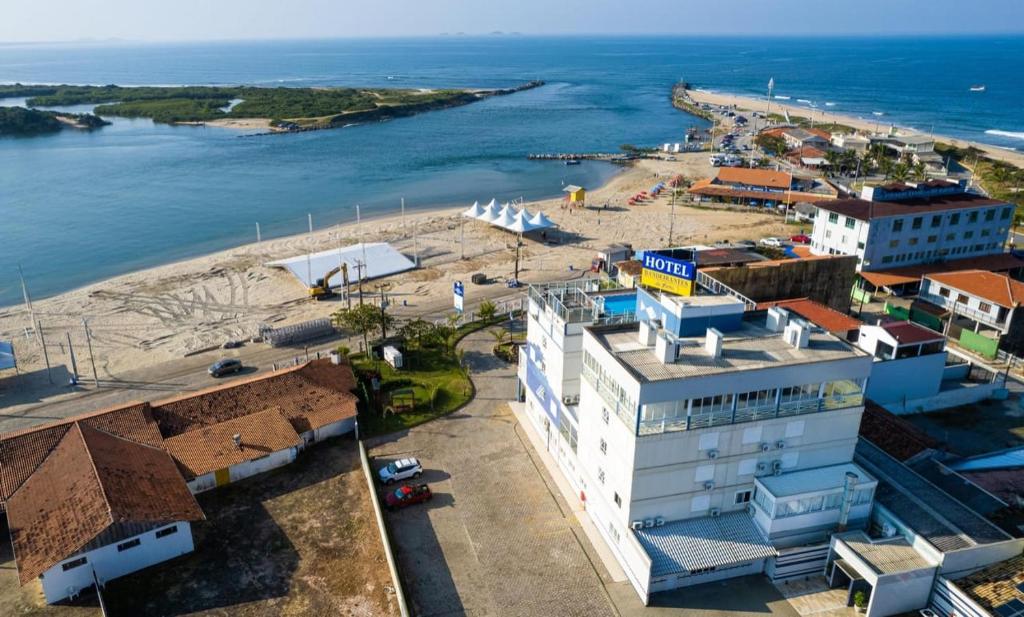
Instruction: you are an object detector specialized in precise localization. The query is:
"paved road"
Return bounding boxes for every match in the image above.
[0,287,533,433]
[369,326,617,617]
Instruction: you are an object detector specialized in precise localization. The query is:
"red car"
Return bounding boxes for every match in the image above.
[790,234,811,244]
[384,484,432,511]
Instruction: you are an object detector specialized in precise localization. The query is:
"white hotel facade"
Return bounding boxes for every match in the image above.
[518,280,876,603]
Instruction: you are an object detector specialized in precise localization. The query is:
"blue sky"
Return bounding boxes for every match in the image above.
[3,0,1023,43]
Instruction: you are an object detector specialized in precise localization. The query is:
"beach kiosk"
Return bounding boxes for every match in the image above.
[563,184,586,207]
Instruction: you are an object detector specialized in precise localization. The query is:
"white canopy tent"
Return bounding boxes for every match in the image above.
[465,199,557,233]
[528,211,556,229]
[462,201,484,218]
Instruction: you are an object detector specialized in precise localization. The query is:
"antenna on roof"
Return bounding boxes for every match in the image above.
[232,434,241,449]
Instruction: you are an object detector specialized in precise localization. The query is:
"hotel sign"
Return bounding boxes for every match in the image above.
[640,253,696,296]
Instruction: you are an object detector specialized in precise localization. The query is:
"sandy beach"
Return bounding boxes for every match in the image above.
[687,88,1024,169]
[0,155,798,384]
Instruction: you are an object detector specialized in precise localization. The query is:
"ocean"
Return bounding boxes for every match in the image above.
[1,35,1022,306]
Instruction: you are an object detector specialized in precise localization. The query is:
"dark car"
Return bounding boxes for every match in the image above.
[208,358,243,377]
[384,484,432,511]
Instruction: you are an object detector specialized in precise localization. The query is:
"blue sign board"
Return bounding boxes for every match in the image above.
[641,253,695,280]
[453,281,464,312]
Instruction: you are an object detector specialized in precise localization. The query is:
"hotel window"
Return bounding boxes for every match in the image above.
[737,389,775,410]
[857,241,865,249]
[117,538,141,552]
[950,213,961,224]
[969,211,979,223]
[892,219,904,232]
[946,233,955,241]
[780,383,819,404]
[1002,207,1013,220]
[828,212,839,224]
[881,256,893,264]
[931,215,942,228]
[908,237,918,246]
[614,492,622,507]
[912,217,923,230]
[845,217,856,229]
[927,235,938,243]
[957,294,969,304]
[156,525,179,539]
[735,490,753,505]
[889,239,899,248]
[982,229,991,237]
[62,557,88,571]
[974,244,985,251]
[599,438,607,454]
[986,209,997,221]
[601,407,610,424]
[559,416,577,453]
[939,287,950,298]
[597,468,606,484]
[979,302,993,313]
[825,230,832,239]
[964,230,974,239]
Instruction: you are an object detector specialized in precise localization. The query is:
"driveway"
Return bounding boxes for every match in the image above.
[369,326,616,617]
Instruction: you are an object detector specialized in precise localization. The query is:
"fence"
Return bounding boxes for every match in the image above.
[358,440,410,617]
[850,285,873,305]
[262,318,336,347]
[959,329,999,360]
[882,302,944,332]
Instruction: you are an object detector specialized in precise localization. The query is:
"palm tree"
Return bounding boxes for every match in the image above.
[912,161,927,181]
[823,151,841,176]
[878,157,894,180]
[891,163,911,183]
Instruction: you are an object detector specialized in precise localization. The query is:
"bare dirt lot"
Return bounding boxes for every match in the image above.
[98,439,398,617]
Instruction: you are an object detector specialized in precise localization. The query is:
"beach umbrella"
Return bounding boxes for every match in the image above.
[528,211,556,229]
[462,201,484,218]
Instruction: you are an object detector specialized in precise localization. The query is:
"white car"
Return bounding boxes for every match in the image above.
[759,237,785,248]
[378,457,423,484]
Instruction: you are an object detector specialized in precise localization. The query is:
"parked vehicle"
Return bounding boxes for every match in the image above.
[384,483,433,510]
[759,237,786,248]
[734,239,757,248]
[208,358,243,377]
[378,457,423,485]
[790,234,811,244]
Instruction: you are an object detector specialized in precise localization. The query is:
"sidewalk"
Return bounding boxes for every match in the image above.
[508,401,628,583]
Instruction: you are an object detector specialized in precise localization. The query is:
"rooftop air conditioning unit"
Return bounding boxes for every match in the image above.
[644,519,655,528]
[704,481,715,491]
[707,449,719,459]
[630,520,644,530]
[756,462,768,473]
[654,517,665,527]
[760,442,771,452]
[710,508,721,517]
[776,440,786,449]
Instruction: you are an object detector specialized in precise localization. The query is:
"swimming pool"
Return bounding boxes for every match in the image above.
[600,293,638,316]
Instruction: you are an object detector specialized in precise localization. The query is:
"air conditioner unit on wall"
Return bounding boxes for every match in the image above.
[708,449,719,459]
[772,460,783,471]
[631,520,644,530]
[760,442,771,452]
[704,481,715,491]
[655,517,665,526]
[776,440,786,449]
[756,462,768,473]
[710,508,721,517]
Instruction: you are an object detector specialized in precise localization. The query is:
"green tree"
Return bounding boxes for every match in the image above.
[912,161,927,181]
[399,318,434,350]
[891,162,911,183]
[823,150,841,175]
[477,299,497,322]
[754,134,788,157]
[332,304,384,355]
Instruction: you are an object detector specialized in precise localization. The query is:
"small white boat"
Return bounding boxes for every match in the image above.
[970,85,986,92]
[825,102,836,107]
[872,111,885,117]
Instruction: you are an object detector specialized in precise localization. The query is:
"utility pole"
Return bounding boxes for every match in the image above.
[669,189,677,246]
[460,215,465,260]
[376,283,391,339]
[355,260,365,305]
[82,318,99,388]
[66,331,79,383]
[401,197,406,228]
[256,222,261,243]
[37,321,52,384]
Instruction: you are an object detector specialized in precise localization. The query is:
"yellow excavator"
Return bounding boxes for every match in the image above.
[308,263,348,300]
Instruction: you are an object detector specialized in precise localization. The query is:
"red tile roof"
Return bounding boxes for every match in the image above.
[859,400,939,461]
[714,167,793,189]
[151,359,358,438]
[761,298,863,333]
[815,192,1007,222]
[926,270,1024,308]
[6,423,203,584]
[859,253,1024,288]
[880,320,945,345]
[0,401,162,512]
[164,407,302,479]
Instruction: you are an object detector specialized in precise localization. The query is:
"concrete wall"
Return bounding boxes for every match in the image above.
[702,255,859,312]
[869,568,936,617]
[865,353,946,404]
[41,522,194,604]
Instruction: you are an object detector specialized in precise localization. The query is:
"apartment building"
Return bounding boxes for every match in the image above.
[810,180,1013,272]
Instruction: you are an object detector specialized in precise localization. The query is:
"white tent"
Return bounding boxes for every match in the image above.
[462,201,484,218]
[485,198,497,209]
[528,211,557,229]
[477,201,501,223]
[517,207,535,222]
[505,211,537,234]
[493,207,518,229]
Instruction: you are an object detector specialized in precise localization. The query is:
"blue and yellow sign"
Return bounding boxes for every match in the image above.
[640,252,696,296]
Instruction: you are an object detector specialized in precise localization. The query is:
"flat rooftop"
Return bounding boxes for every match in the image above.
[838,531,935,575]
[758,463,875,498]
[589,320,865,382]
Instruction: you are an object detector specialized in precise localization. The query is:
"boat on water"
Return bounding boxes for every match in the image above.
[970,85,986,92]
[564,159,580,166]
[872,111,885,117]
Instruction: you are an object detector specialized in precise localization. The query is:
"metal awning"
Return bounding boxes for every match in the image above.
[634,511,777,577]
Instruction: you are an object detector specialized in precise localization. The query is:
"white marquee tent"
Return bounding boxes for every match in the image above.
[461,199,556,233]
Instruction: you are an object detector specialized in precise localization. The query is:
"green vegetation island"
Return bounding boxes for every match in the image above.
[0,106,109,136]
[0,81,545,133]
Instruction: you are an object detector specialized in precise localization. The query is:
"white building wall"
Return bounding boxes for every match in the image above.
[41,522,194,604]
[868,569,936,617]
[921,278,1011,330]
[187,447,297,494]
[866,353,947,404]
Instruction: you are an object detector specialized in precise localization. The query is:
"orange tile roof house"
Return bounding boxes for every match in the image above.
[688,167,837,207]
[918,270,1024,355]
[0,358,358,603]
[6,422,203,604]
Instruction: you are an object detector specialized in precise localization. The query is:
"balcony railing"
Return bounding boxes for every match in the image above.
[581,362,637,428]
[919,291,1006,330]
